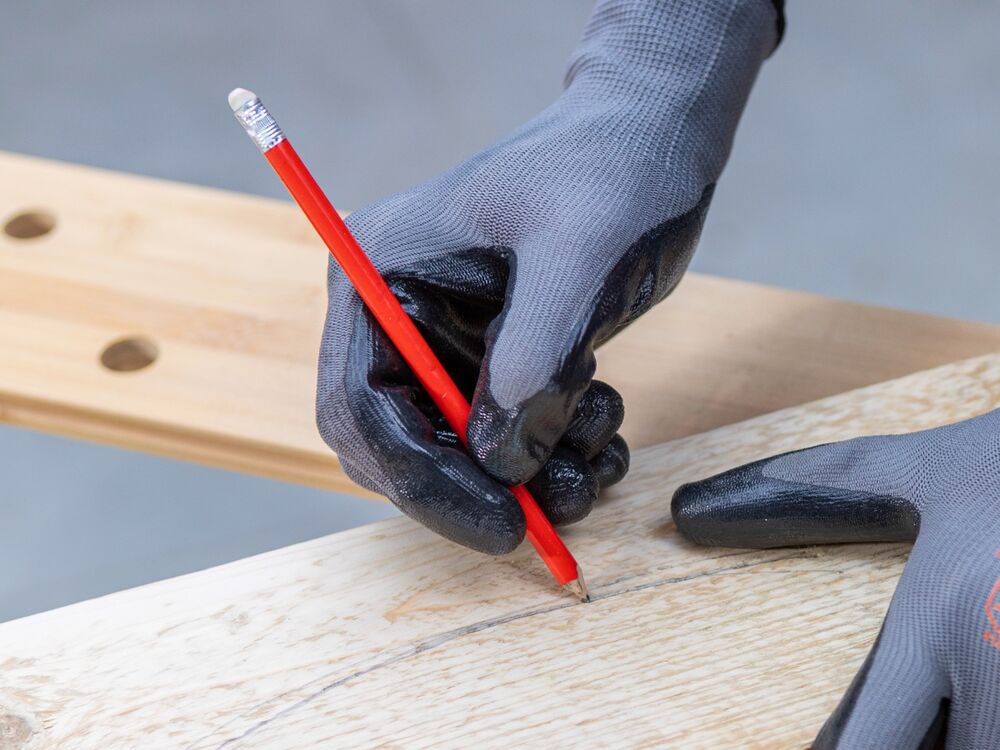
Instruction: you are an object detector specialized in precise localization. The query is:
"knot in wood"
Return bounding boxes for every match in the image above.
[0,712,34,750]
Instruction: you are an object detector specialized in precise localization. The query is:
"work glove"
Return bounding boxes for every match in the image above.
[672,408,1000,749]
[317,0,782,555]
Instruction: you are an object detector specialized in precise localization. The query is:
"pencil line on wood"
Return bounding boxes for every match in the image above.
[204,551,813,749]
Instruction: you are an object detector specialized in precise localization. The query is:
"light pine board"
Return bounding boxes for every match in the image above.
[2,355,998,749]
[3,151,1000,494]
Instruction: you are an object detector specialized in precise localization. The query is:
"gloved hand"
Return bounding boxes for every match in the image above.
[317,0,781,554]
[672,408,1000,749]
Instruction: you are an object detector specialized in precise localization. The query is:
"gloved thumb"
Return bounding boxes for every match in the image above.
[467,247,607,486]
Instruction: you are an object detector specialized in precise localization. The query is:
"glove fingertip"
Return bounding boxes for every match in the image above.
[449,487,527,556]
[467,386,569,485]
[527,447,598,526]
[671,459,801,548]
[563,380,625,460]
[591,434,630,488]
[672,452,921,549]
[390,448,527,556]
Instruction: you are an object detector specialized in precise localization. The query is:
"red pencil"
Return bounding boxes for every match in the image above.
[229,88,589,601]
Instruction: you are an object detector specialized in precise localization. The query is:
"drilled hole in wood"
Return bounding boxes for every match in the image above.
[100,336,159,373]
[3,210,56,239]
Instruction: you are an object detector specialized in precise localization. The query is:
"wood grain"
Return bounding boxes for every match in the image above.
[2,151,999,495]
[2,355,998,749]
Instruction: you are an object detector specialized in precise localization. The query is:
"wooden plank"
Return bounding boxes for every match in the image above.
[2,151,999,495]
[2,355,997,749]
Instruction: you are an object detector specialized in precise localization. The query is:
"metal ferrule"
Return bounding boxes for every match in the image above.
[232,97,285,153]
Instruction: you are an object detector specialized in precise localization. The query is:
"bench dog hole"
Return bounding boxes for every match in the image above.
[3,210,56,239]
[100,336,159,372]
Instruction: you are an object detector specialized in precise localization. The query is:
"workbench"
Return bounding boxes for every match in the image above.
[1,151,999,748]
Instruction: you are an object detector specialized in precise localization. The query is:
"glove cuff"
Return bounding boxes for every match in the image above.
[563,0,779,115]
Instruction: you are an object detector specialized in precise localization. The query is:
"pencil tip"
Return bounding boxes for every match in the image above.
[228,87,257,112]
[562,569,591,603]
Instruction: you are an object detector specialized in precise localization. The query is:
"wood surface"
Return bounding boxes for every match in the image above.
[2,151,999,496]
[2,355,998,749]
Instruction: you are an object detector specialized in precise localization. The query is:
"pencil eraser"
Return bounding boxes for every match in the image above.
[228,88,257,112]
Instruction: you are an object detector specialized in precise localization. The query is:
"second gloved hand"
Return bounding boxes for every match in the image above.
[317,0,780,554]
[673,409,1000,748]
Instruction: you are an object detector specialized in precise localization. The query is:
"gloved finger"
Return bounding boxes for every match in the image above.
[467,189,713,486]
[526,446,598,526]
[590,434,629,489]
[343,306,525,555]
[561,380,625,460]
[464,247,598,485]
[671,435,921,549]
[813,604,950,749]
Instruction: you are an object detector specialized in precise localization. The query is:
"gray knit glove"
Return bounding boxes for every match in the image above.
[673,408,1000,748]
[317,0,780,554]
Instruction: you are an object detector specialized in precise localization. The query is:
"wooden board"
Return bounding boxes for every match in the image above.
[2,355,998,749]
[2,151,999,495]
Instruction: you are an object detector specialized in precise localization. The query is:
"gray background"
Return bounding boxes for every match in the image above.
[2,2,998,622]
